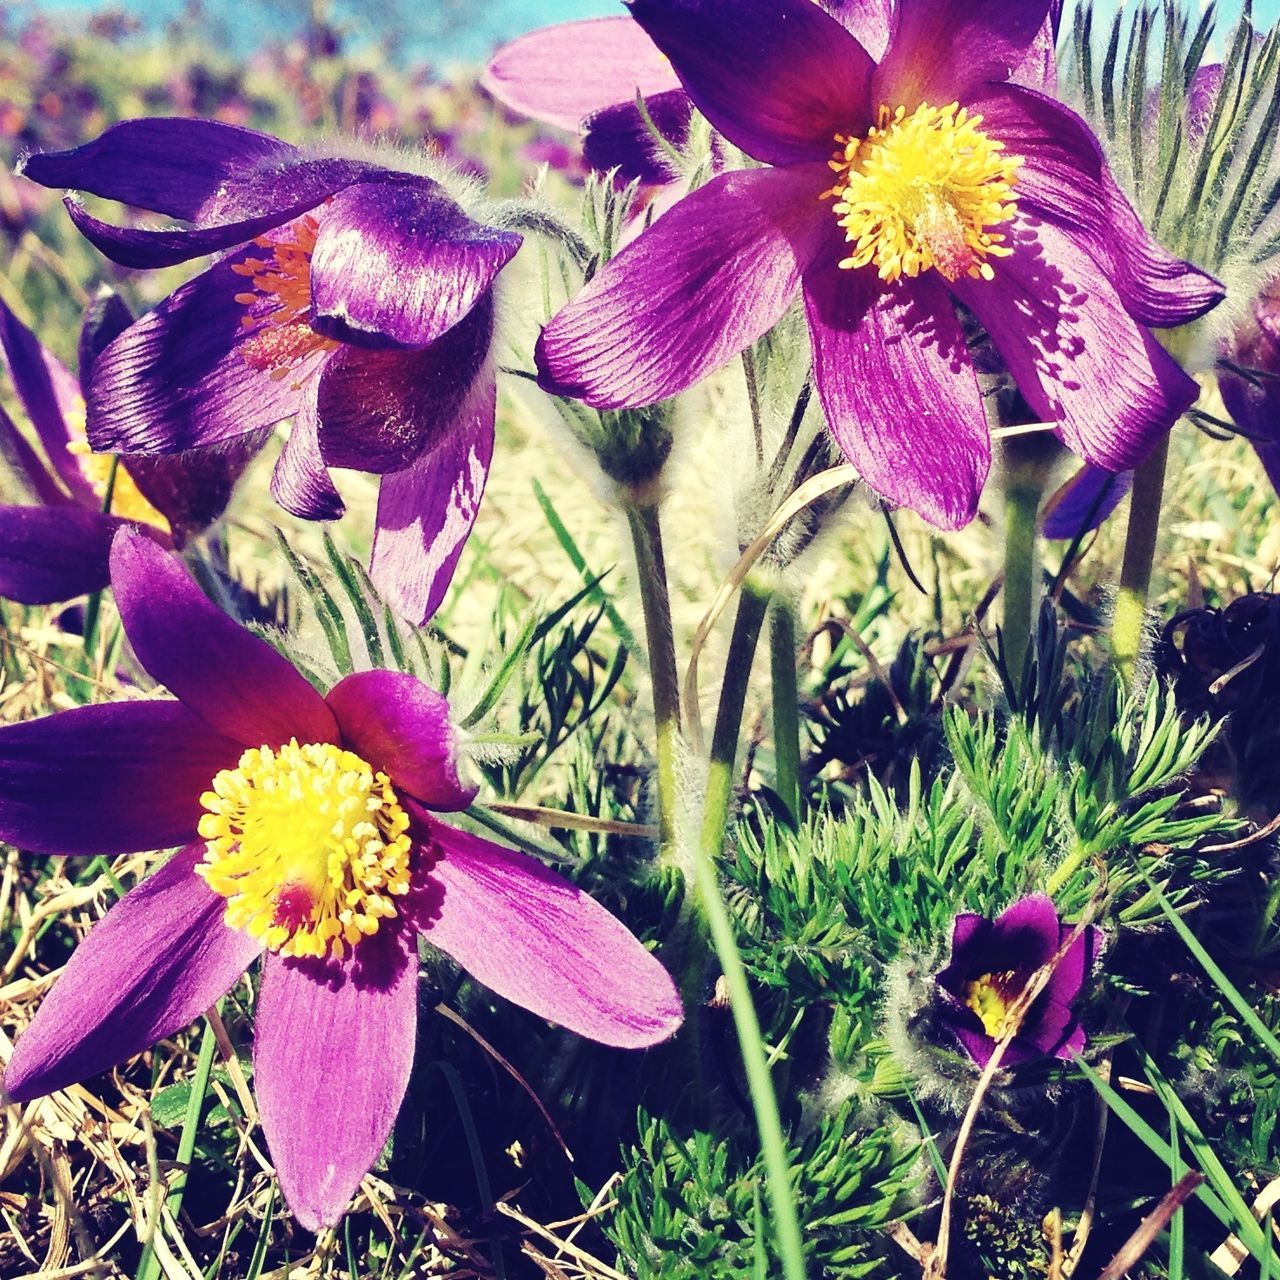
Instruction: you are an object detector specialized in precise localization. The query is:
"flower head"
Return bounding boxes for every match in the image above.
[20,119,524,622]
[535,0,1222,530]
[934,894,1101,1067]
[0,528,682,1230]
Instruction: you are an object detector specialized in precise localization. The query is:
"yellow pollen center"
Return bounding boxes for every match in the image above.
[823,101,1021,284]
[230,213,339,383]
[196,740,413,960]
[63,403,170,532]
[963,970,1027,1039]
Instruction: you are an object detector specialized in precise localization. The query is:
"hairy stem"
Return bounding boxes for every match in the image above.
[1002,443,1047,684]
[769,597,803,824]
[1111,434,1171,682]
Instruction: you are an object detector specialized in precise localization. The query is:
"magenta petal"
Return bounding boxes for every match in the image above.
[874,0,1052,106]
[0,701,240,855]
[0,504,125,605]
[109,528,338,748]
[4,844,259,1101]
[368,370,495,625]
[271,385,346,522]
[483,16,682,132]
[1041,464,1131,539]
[537,164,829,409]
[254,930,417,1231]
[952,218,1199,472]
[627,0,874,165]
[417,823,683,1048]
[803,260,989,529]
[326,670,475,810]
[309,180,520,351]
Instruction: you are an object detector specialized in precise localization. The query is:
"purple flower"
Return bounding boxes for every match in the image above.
[934,894,1101,1067]
[0,528,682,1230]
[1220,275,1280,493]
[535,0,1223,530]
[0,292,251,605]
[20,118,524,623]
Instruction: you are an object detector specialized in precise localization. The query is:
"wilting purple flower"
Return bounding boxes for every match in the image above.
[0,292,251,605]
[934,894,1101,1067]
[20,117,523,622]
[536,0,1223,530]
[0,529,682,1230]
[1220,275,1280,492]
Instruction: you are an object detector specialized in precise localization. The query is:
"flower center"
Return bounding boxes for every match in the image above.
[824,102,1020,284]
[231,213,339,383]
[963,969,1028,1039]
[64,404,170,532]
[196,740,413,960]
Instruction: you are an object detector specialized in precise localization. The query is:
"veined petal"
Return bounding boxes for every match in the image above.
[952,218,1199,472]
[0,504,124,605]
[254,929,417,1232]
[537,164,829,409]
[309,180,520,351]
[270,384,346,522]
[0,701,241,855]
[3,844,259,1101]
[1040,464,1131,539]
[582,89,693,185]
[626,0,874,166]
[818,0,892,59]
[803,258,989,529]
[1010,0,1063,91]
[482,16,682,132]
[109,528,338,748]
[326,670,475,811]
[415,822,683,1048]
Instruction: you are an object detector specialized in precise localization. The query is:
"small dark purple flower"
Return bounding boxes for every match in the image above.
[1220,275,1280,492]
[535,0,1222,531]
[934,894,1101,1067]
[0,528,683,1231]
[20,118,524,623]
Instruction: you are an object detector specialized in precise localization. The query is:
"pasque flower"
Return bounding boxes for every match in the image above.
[934,894,1101,1067]
[0,529,682,1230]
[1220,275,1280,493]
[20,117,523,622]
[0,290,251,604]
[536,0,1223,529]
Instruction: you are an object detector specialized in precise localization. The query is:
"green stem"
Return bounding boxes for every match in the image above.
[624,501,681,862]
[1001,439,1049,685]
[1111,434,1171,682]
[696,583,807,1280]
[769,597,803,825]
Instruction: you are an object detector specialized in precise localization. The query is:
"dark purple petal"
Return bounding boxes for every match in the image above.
[973,86,1223,327]
[0,401,66,506]
[803,258,989,529]
[86,246,310,456]
[482,16,682,132]
[3,844,258,1101]
[308,180,520,351]
[1041,464,1131,539]
[368,370,496,625]
[952,218,1199,472]
[254,928,417,1232]
[78,287,135,390]
[874,0,1052,106]
[414,821,683,1048]
[626,0,874,166]
[19,118,297,220]
[109,527,338,748]
[582,89,694,185]
[0,504,125,605]
[1042,921,1103,1008]
[988,893,1061,968]
[0,701,241,855]
[270,386,346,521]
[537,164,829,409]
[818,0,892,59]
[325,670,475,810]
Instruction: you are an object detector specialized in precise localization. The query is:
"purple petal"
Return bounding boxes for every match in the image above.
[415,821,683,1048]
[952,218,1199,472]
[86,246,310,456]
[1042,922,1103,1008]
[254,929,417,1231]
[270,384,346,521]
[582,89,694,185]
[3,844,258,1101]
[78,287,135,388]
[537,163,829,409]
[1010,1,1062,91]
[368,370,495,625]
[874,0,1053,106]
[1041,464,1131,539]
[973,86,1223,327]
[0,401,67,506]
[109,527,338,748]
[308,180,520,351]
[988,893,1061,970]
[803,259,989,529]
[0,504,124,605]
[0,701,240,855]
[626,0,874,166]
[325,670,475,811]
[483,17,682,132]
[818,0,892,59]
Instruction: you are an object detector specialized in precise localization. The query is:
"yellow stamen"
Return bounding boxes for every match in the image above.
[197,740,413,960]
[63,402,170,532]
[963,969,1026,1039]
[823,102,1021,285]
